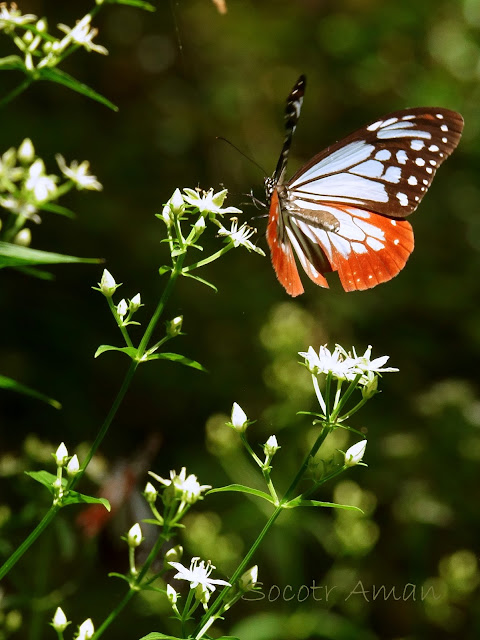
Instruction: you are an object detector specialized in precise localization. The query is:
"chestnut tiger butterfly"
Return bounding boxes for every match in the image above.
[265,75,464,296]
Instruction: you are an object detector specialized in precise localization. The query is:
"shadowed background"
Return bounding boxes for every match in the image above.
[1,1,480,639]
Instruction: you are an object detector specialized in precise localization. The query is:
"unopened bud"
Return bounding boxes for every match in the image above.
[238,565,258,591]
[345,440,367,467]
[116,298,128,319]
[54,442,68,467]
[230,402,248,432]
[13,228,31,246]
[169,188,185,216]
[66,454,80,476]
[166,315,183,338]
[18,138,35,164]
[263,435,279,459]
[99,269,117,297]
[165,545,183,564]
[167,583,178,604]
[129,293,141,313]
[36,18,47,32]
[361,373,378,400]
[144,481,157,503]
[127,523,143,548]
[51,607,69,632]
[77,618,94,640]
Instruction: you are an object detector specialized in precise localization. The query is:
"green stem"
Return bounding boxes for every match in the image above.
[182,245,231,273]
[194,424,332,639]
[0,504,59,580]
[0,77,33,109]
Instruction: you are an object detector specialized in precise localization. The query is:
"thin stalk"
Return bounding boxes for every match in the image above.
[0,78,32,109]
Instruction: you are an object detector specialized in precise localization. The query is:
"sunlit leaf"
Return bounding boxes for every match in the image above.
[146,352,206,371]
[37,67,118,111]
[208,484,274,503]
[0,242,99,269]
[94,345,139,359]
[0,374,61,409]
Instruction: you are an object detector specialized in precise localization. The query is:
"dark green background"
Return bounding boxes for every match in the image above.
[1,1,479,639]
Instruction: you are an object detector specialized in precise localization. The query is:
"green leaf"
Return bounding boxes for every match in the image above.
[16,266,55,280]
[285,498,363,513]
[61,492,110,510]
[37,67,118,111]
[94,345,139,359]
[146,352,206,372]
[0,242,99,269]
[208,484,274,504]
[138,634,185,640]
[181,270,218,292]
[40,202,76,219]
[108,0,156,10]
[0,374,61,409]
[25,470,111,510]
[158,265,172,275]
[0,55,25,70]
[25,470,59,494]
[141,519,164,526]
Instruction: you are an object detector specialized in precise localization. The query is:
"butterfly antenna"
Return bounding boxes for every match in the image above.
[216,136,267,175]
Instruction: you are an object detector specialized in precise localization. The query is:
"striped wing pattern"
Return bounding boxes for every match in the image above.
[266,77,464,296]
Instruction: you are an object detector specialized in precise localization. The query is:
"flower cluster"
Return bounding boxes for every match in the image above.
[0,4,108,73]
[169,557,231,609]
[0,138,100,244]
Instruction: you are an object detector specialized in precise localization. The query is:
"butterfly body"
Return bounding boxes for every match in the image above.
[266,76,464,296]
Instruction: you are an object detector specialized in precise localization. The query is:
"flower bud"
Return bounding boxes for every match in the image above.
[230,402,248,432]
[54,442,68,467]
[23,30,34,44]
[99,269,117,297]
[25,52,34,71]
[167,583,178,604]
[361,373,378,400]
[144,481,157,503]
[127,523,143,548]
[36,18,47,32]
[66,454,80,476]
[77,618,94,640]
[191,215,206,242]
[116,299,128,319]
[129,293,141,313]
[51,607,69,632]
[238,565,258,591]
[165,545,183,564]
[263,435,279,459]
[166,315,183,338]
[18,138,35,164]
[345,440,367,467]
[13,228,31,246]
[169,188,185,216]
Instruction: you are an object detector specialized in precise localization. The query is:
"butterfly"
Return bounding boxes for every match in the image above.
[265,75,464,296]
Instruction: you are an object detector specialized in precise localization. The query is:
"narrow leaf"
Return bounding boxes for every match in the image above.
[208,484,274,503]
[37,67,118,111]
[94,345,139,359]
[0,242,99,269]
[286,498,363,513]
[40,202,76,218]
[181,270,218,292]
[109,0,156,10]
[139,634,185,640]
[25,470,58,494]
[0,374,61,409]
[0,55,25,70]
[108,572,131,583]
[62,492,110,510]
[146,352,206,372]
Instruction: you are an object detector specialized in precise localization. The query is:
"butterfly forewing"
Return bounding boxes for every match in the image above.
[266,78,464,296]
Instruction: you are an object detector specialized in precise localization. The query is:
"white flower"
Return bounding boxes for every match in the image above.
[169,557,231,593]
[263,435,279,458]
[150,467,211,505]
[99,269,117,297]
[299,344,358,380]
[230,402,248,432]
[56,155,102,191]
[239,565,258,591]
[116,298,128,319]
[0,3,37,31]
[144,481,157,502]
[25,159,58,203]
[183,188,241,216]
[345,440,367,467]
[218,218,265,255]
[57,14,108,55]
[352,345,399,377]
[129,293,142,313]
[0,195,39,221]
[66,454,80,476]
[18,138,35,163]
[0,147,23,184]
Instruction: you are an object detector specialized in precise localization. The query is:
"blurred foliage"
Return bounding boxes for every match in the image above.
[0,0,480,639]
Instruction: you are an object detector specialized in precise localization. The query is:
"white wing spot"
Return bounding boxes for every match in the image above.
[352,159,385,178]
[429,159,437,166]
[402,115,415,120]
[396,150,408,165]
[367,237,384,251]
[383,166,401,183]
[396,192,408,206]
[415,157,426,166]
[381,117,399,127]
[408,175,418,185]
[426,167,433,174]
[367,120,383,132]
[368,275,373,280]
[439,152,445,157]
[410,140,425,150]
[429,144,439,152]
[442,137,448,143]
[394,238,400,245]
[375,149,391,160]
[423,179,428,185]
[415,196,419,201]
[436,113,444,119]
[441,124,448,132]
[391,220,397,226]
